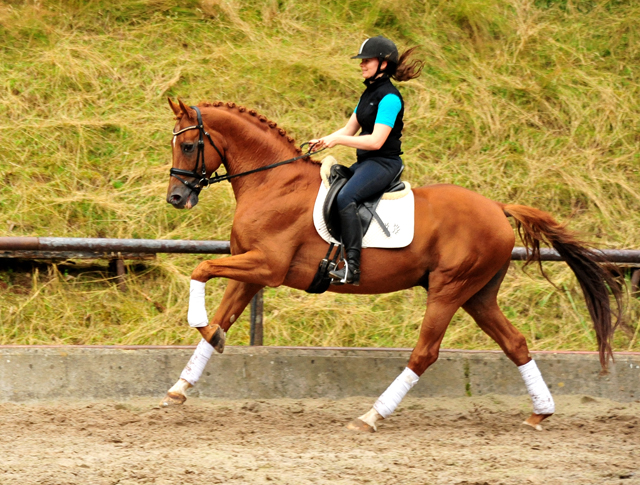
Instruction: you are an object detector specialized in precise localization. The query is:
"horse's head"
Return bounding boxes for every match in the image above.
[166,98,226,209]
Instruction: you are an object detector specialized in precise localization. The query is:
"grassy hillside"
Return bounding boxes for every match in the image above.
[0,0,638,351]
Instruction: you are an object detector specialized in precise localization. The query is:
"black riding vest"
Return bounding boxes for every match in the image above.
[355,75,404,162]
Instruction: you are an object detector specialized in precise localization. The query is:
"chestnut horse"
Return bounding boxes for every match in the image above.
[162,99,622,432]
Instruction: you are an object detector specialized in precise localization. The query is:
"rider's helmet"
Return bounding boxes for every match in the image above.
[351,35,399,65]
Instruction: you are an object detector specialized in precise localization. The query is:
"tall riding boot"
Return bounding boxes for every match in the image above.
[329,202,362,286]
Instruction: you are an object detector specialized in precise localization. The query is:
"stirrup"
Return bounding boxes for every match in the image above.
[340,259,350,285]
[329,260,360,286]
[329,261,349,285]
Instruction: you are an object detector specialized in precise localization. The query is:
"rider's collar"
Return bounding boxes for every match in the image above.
[363,73,391,88]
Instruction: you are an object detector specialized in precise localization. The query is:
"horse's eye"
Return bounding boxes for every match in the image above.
[182,142,195,153]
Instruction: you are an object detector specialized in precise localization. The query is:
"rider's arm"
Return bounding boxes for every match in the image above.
[322,124,392,151]
[311,94,400,151]
[329,112,361,137]
[310,113,360,148]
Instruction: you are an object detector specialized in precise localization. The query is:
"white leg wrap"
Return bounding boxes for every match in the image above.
[518,360,555,415]
[187,280,208,328]
[373,367,420,419]
[180,338,215,386]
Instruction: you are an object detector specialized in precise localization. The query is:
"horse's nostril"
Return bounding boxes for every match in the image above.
[169,194,182,205]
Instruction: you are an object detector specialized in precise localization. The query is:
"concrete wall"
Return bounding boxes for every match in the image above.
[0,346,638,402]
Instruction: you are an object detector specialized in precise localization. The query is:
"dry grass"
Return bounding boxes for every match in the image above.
[0,0,638,351]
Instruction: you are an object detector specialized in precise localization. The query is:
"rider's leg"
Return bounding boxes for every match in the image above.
[330,156,402,285]
[329,201,362,285]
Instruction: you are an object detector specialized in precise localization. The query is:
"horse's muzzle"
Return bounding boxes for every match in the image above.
[167,188,199,209]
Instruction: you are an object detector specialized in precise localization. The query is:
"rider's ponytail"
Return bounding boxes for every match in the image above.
[387,47,424,82]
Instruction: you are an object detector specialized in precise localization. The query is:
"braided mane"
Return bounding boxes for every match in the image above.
[197,101,321,165]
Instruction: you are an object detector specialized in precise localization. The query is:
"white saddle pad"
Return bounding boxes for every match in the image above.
[313,156,415,249]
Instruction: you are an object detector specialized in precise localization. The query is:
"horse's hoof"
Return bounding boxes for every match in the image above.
[160,392,187,407]
[346,418,376,433]
[522,420,543,431]
[522,412,552,431]
[208,325,226,354]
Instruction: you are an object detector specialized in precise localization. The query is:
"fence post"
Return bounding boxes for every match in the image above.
[632,269,640,296]
[115,257,126,292]
[108,257,127,291]
[250,288,264,346]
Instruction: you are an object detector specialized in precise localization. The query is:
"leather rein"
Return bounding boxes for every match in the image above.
[170,106,324,194]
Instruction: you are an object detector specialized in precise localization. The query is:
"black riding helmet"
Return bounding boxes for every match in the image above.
[352,35,399,81]
[351,35,399,64]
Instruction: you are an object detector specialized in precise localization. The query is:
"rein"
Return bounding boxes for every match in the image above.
[170,106,325,194]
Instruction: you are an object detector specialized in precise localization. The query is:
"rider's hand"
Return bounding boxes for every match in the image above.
[309,135,340,151]
[323,134,342,148]
[308,139,322,151]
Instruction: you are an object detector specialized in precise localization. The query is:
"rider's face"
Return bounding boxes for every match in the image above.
[360,58,387,78]
[360,58,379,78]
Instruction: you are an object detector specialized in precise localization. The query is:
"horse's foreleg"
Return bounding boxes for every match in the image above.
[347,299,460,432]
[161,279,264,407]
[188,251,285,345]
[463,276,555,430]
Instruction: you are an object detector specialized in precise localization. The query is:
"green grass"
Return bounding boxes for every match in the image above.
[0,0,638,351]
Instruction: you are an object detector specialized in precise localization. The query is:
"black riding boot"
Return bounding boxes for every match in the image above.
[329,202,362,286]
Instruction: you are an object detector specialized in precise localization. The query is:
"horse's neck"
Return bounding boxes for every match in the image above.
[210,110,318,203]
[230,155,321,209]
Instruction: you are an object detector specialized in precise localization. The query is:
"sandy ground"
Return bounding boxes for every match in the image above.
[0,395,638,485]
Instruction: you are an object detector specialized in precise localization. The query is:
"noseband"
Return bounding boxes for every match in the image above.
[170,105,325,195]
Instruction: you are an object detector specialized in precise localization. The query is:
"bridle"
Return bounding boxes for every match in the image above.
[170,106,226,195]
[170,106,324,195]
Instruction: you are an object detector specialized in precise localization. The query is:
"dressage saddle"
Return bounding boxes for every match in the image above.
[306,164,405,294]
[322,163,405,241]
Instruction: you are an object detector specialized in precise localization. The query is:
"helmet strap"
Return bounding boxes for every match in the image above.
[365,58,387,83]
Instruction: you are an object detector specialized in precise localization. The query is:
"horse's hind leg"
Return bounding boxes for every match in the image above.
[347,296,462,432]
[462,263,555,430]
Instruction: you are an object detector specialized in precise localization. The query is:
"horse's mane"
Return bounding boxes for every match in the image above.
[196,101,321,165]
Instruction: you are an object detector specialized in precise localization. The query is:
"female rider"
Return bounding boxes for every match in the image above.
[310,35,424,286]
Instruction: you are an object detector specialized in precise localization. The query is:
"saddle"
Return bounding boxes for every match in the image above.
[307,162,406,294]
[322,163,406,241]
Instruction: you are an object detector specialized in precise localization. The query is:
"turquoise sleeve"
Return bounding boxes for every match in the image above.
[375,94,401,127]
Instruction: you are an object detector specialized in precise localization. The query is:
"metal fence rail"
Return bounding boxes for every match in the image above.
[510,247,640,263]
[0,237,231,255]
[1,237,639,346]
[1,237,639,262]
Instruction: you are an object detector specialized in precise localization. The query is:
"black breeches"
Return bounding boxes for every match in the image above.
[335,156,403,211]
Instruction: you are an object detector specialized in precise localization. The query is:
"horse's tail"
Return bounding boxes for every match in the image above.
[502,203,624,371]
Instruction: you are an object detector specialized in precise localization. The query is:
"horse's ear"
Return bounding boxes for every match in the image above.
[178,98,196,120]
[168,97,181,117]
